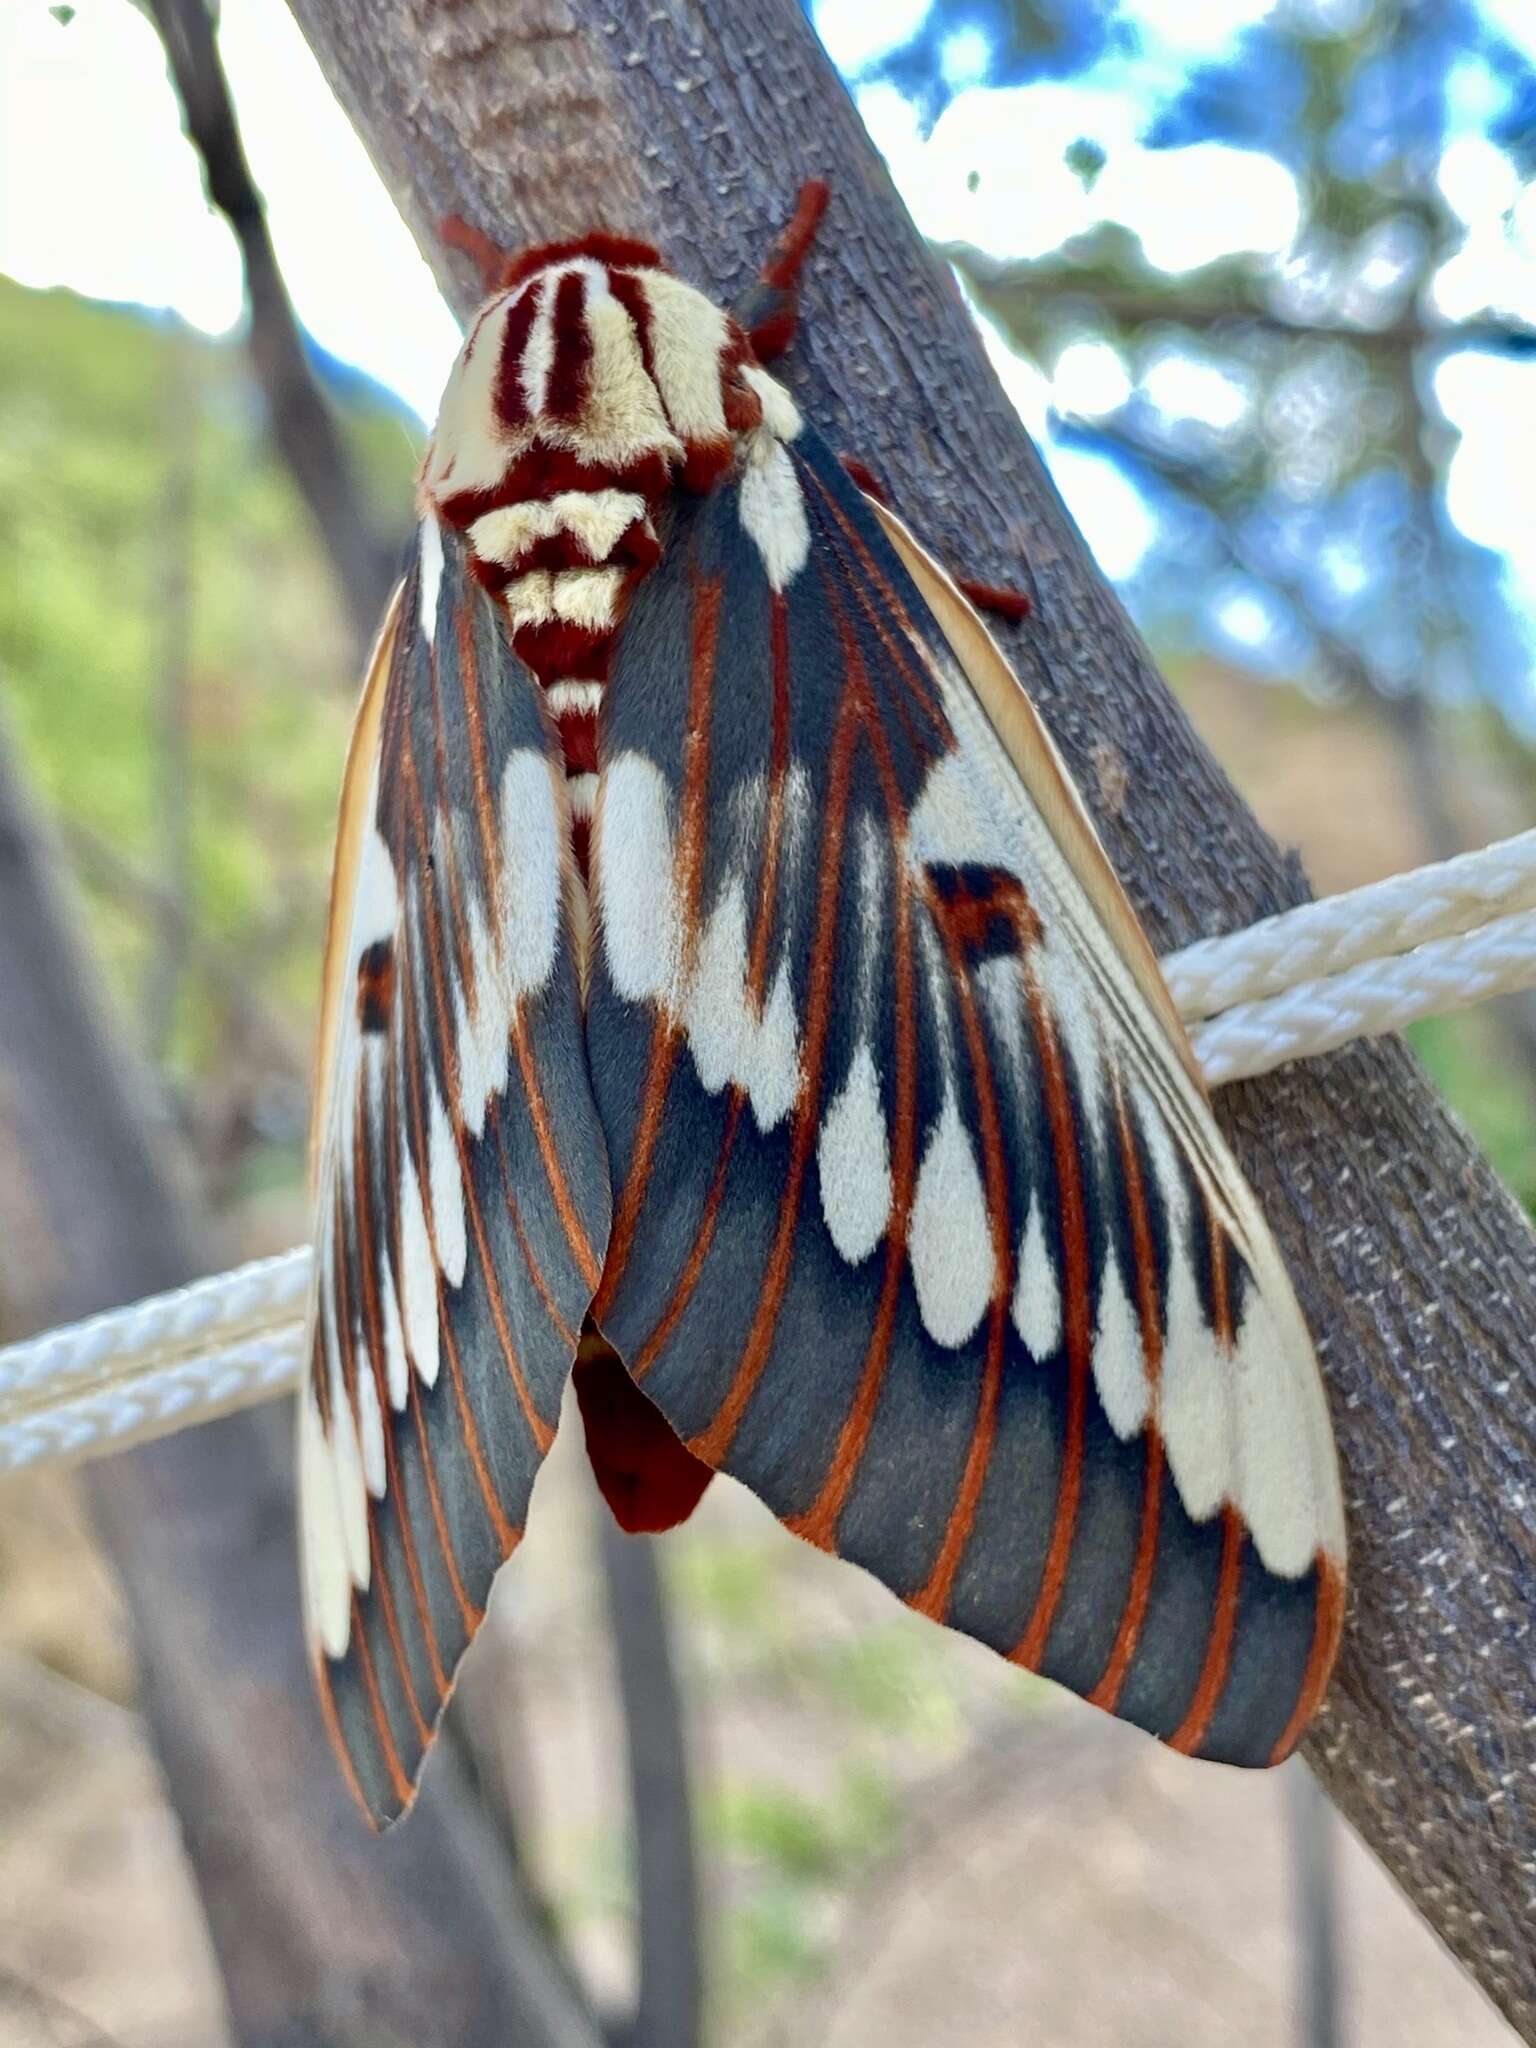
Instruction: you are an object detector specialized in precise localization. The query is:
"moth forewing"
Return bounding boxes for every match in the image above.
[867,499,1205,1095]
[868,491,1347,1584]
[307,582,403,1186]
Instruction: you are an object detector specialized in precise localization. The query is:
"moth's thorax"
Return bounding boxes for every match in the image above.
[419,238,798,871]
[421,247,777,557]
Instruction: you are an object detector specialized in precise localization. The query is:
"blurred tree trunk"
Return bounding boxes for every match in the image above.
[600,1518,701,2048]
[0,723,606,2048]
[146,0,396,649]
[144,330,197,1062]
[280,1,1536,2037]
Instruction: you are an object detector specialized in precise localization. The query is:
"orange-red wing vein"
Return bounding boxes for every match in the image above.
[597,573,722,1312]
[1088,1070,1166,1714]
[688,684,860,1468]
[909,885,1014,1621]
[1011,958,1093,1670]
[382,925,472,1665]
[788,716,915,1545]
[350,1085,434,1741]
[1167,1504,1245,1756]
[397,739,531,1523]
[1268,1552,1347,1764]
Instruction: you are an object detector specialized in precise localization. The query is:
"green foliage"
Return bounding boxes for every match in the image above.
[0,277,419,1173]
[1408,1013,1536,1218]
[708,1767,899,2003]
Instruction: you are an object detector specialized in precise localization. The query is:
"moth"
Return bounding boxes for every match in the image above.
[301,182,1346,1826]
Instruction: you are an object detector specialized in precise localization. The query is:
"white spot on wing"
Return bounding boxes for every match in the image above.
[686,878,751,1093]
[682,876,801,1131]
[908,752,995,871]
[750,956,802,1132]
[418,514,444,644]
[1232,1296,1318,1578]
[1093,1242,1149,1439]
[326,1339,371,1592]
[1145,1113,1230,1526]
[1012,1192,1061,1358]
[398,1151,440,1389]
[818,1042,891,1264]
[380,1257,409,1411]
[500,748,563,996]
[356,1359,387,1500]
[452,885,510,1137]
[353,825,399,954]
[739,438,810,591]
[299,1387,352,1659]
[427,1075,467,1289]
[598,752,682,1003]
[910,1091,994,1348]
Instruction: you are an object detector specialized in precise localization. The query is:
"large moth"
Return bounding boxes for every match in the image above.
[302,183,1346,1826]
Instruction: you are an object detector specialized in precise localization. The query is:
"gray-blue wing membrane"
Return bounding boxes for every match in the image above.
[306,521,609,1823]
[587,423,1333,1768]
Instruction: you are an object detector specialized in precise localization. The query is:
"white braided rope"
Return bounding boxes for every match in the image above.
[1187,905,1536,1086]
[1,833,1532,1476]
[1161,828,1536,1019]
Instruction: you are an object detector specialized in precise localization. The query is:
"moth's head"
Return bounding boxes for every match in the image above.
[422,232,774,539]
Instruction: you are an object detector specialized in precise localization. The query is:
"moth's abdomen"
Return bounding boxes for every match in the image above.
[420,246,773,872]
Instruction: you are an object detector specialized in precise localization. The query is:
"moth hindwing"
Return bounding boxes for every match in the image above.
[301,186,1345,1826]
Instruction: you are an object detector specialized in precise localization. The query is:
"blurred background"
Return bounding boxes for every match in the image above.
[0,0,1532,2041]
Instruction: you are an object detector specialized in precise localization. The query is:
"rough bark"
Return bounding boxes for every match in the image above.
[279,2,1536,2033]
[0,724,606,2048]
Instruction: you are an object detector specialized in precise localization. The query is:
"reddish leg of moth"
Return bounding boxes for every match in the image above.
[573,1328,714,1534]
[840,454,1034,622]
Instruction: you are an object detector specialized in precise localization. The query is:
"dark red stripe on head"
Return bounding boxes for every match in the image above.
[498,232,663,290]
[492,282,542,428]
[544,272,592,421]
[606,269,659,390]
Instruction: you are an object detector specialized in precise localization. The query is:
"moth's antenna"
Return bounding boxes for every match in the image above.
[762,178,832,293]
[440,213,511,293]
[738,178,832,361]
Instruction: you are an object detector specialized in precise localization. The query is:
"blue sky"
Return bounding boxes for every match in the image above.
[3,0,1534,693]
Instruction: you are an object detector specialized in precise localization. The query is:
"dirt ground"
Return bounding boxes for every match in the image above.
[0,1436,1517,2048]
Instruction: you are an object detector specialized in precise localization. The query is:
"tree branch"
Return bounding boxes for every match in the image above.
[598,1517,702,2048]
[147,0,397,649]
[279,2,1536,2035]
